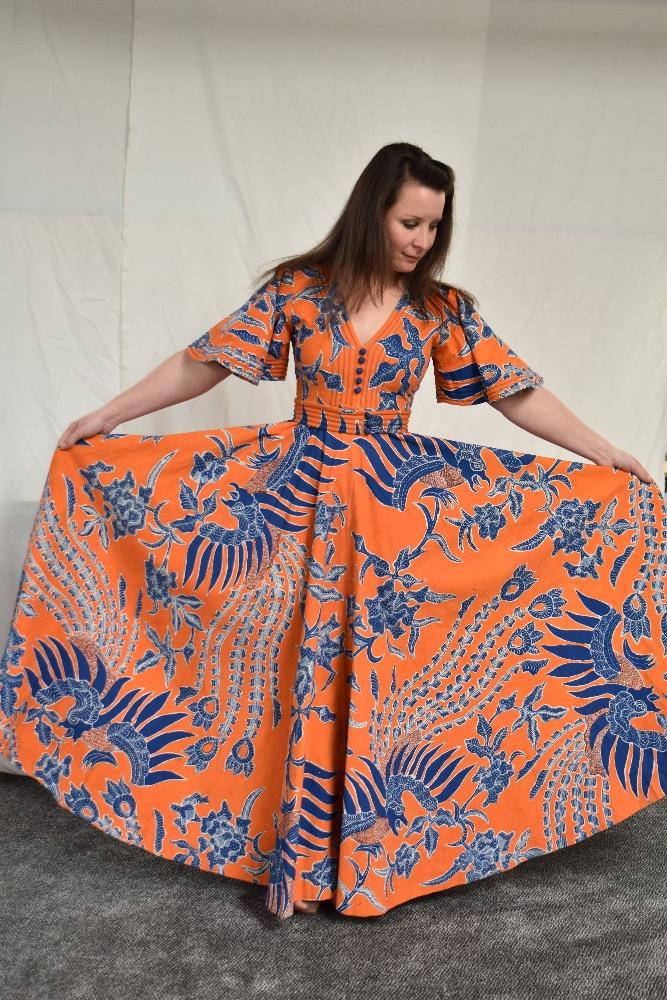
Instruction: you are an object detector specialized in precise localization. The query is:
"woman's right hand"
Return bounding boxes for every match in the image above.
[56,349,226,451]
[57,409,118,450]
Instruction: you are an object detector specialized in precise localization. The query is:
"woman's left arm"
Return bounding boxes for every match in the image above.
[489,386,657,486]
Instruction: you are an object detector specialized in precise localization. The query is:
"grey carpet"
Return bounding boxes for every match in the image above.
[1,773,665,1000]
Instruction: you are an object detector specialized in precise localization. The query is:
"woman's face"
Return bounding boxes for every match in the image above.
[385,179,446,277]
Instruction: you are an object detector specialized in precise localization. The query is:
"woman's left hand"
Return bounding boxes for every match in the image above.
[495,389,662,490]
[595,445,658,487]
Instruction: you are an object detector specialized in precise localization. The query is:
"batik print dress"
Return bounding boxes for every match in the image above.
[1,264,665,921]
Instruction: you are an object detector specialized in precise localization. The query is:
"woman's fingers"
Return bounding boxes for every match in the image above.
[57,412,107,450]
[57,422,78,449]
[622,457,658,487]
[632,462,658,487]
[604,447,658,488]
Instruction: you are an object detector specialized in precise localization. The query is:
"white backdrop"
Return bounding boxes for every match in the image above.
[1,0,666,629]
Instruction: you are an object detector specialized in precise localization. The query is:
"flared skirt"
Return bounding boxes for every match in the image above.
[1,416,666,919]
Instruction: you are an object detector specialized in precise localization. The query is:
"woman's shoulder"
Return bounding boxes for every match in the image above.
[435,280,458,304]
[429,280,461,323]
[434,281,482,323]
[269,263,329,296]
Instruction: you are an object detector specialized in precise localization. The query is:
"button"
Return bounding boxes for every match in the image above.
[355,367,363,374]
[358,356,366,364]
[358,347,367,355]
[354,377,362,384]
[353,386,362,394]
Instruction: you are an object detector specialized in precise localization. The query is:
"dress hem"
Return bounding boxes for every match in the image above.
[6,753,665,921]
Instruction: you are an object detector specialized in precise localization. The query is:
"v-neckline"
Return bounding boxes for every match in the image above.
[331,278,409,350]
[344,295,408,350]
[343,291,408,350]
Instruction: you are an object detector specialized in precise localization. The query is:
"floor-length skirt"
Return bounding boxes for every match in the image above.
[1,414,666,919]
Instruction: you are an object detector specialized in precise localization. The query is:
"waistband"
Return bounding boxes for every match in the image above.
[292,398,411,434]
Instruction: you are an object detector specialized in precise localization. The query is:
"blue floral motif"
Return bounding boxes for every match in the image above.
[463,830,514,881]
[394,841,420,878]
[102,777,138,819]
[34,750,72,795]
[474,502,508,540]
[64,781,100,821]
[188,694,220,732]
[302,855,339,894]
[225,736,256,777]
[191,443,246,487]
[526,588,568,617]
[145,552,178,609]
[81,463,150,539]
[474,754,514,806]
[200,800,252,867]
[552,498,600,554]
[365,579,420,640]
[622,592,651,642]
[507,624,543,656]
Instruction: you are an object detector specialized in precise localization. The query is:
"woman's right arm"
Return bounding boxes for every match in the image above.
[57,349,231,449]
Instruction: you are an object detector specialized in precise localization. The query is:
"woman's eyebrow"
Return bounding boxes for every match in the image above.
[403,214,444,222]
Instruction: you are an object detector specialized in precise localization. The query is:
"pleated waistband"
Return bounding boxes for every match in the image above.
[292,398,411,434]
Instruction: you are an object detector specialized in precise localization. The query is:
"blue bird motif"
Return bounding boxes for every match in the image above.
[540,588,667,792]
[23,633,190,785]
[183,483,274,590]
[341,739,476,845]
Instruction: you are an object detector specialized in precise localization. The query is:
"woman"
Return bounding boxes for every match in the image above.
[1,143,665,921]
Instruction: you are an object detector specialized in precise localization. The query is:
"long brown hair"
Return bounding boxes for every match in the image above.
[256,141,478,319]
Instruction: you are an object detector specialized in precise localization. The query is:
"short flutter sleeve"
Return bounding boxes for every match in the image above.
[432,288,544,405]
[186,270,291,384]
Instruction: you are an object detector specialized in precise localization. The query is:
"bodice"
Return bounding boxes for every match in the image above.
[186,265,546,434]
[283,271,444,434]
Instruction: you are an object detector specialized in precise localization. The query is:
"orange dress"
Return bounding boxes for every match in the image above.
[1,264,666,920]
